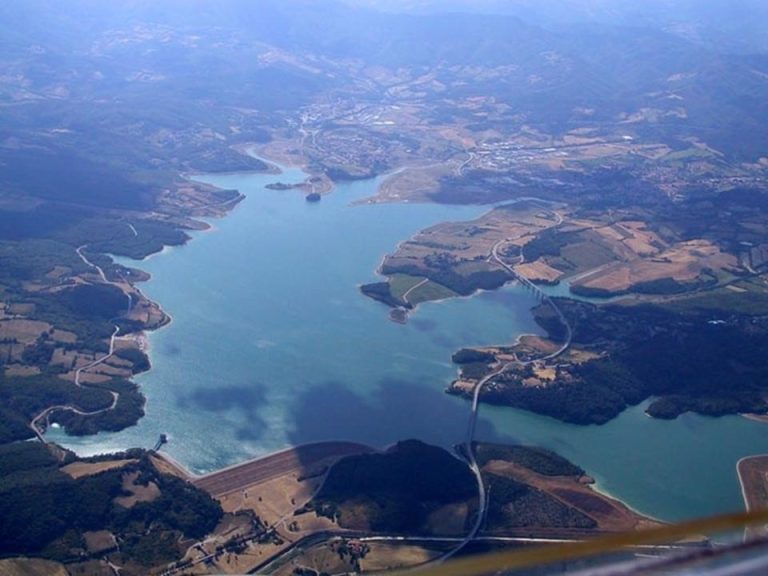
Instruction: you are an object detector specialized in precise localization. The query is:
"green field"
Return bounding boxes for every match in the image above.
[388,274,425,299]
[405,280,458,305]
[388,274,458,305]
[662,148,714,162]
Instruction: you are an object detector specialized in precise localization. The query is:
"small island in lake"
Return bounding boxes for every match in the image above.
[265,181,296,190]
[305,192,322,202]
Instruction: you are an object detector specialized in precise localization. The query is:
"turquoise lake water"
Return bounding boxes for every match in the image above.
[48,162,768,522]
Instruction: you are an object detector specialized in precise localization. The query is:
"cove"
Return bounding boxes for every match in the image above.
[48,162,768,523]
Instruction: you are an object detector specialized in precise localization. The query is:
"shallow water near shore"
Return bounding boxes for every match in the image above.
[48,162,768,523]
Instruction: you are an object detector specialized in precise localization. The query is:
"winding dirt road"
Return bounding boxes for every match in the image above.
[30,247,132,441]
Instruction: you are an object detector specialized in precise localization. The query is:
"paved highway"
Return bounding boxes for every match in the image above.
[444,209,573,562]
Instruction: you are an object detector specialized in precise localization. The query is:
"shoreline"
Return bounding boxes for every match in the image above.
[49,155,656,527]
[736,454,768,538]
[230,143,283,175]
[737,456,754,513]
[742,413,768,424]
[239,143,338,196]
[38,164,268,446]
[41,151,328,459]
[588,475,662,523]
[364,195,567,317]
[152,441,376,485]
[737,454,768,512]
[42,154,320,457]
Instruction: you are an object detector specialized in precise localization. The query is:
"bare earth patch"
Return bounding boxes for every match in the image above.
[483,459,659,533]
[62,459,136,479]
[361,542,446,573]
[0,319,52,344]
[569,238,739,295]
[6,303,34,316]
[51,328,77,343]
[60,371,112,384]
[83,530,117,555]
[372,164,451,203]
[160,444,373,575]
[114,471,161,508]
[516,260,564,283]
[149,453,190,480]
[0,558,68,576]
[518,335,561,355]
[3,364,41,377]
[268,540,445,576]
[738,455,768,538]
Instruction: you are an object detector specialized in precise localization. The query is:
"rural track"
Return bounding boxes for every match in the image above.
[30,246,132,441]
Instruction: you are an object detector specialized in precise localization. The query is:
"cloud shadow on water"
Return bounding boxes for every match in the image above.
[162,342,182,356]
[178,383,268,441]
[430,332,461,349]
[478,287,536,310]
[287,377,516,452]
[410,317,437,333]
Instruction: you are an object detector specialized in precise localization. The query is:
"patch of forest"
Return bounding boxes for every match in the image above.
[474,444,584,477]
[0,443,222,566]
[452,299,768,424]
[310,440,476,533]
[0,373,144,444]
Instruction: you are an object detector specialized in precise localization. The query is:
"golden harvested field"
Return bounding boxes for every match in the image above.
[88,361,131,378]
[217,471,327,528]
[62,459,136,479]
[374,199,743,304]
[372,164,450,203]
[51,328,77,343]
[83,530,117,555]
[383,204,561,279]
[251,140,312,171]
[0,559,68,576]
[516,335,561,355]
[149,453,189,479]
[3,364,41,377]
[62,371,111,384]
[572,239,738,294]
[0,319,51,344]
[357,542,446,572]
[270,541,445,576]
[6,303,34,315]
[516,260,563,283]
[50,349,96,371]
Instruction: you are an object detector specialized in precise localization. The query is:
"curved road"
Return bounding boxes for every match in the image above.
[29,325,121,441]
[401,277,430,306]
[444,213,573,561]
[30,246,132,441]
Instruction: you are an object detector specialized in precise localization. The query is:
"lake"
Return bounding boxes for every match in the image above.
[48,161,768,522]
